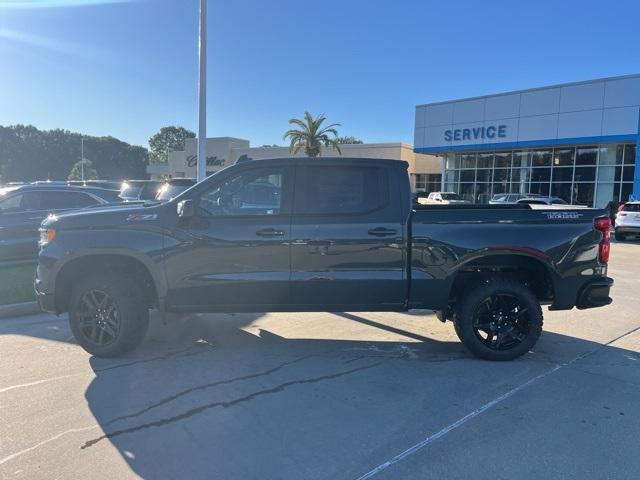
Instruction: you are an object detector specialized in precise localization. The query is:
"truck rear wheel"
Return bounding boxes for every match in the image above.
[69,273,149,357]
[453,279,543,361]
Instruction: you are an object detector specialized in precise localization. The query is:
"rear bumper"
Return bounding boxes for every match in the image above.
[616,226,640,234]
[576,276,614,310]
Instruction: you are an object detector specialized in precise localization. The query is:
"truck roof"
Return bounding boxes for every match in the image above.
[236,157,409,169]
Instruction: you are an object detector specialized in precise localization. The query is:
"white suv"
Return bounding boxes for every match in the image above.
[615,202,640,241]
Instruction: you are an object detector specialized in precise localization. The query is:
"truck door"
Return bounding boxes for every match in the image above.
[165,163,293,310]
[290,161,405,309]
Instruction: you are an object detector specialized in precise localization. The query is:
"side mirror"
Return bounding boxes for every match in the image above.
[177,199,195,218]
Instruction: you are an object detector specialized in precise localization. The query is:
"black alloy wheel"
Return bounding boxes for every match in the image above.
[472,293,530,351]
[76,289,120,347]
[69,273,149,357]
[453,279,543,361]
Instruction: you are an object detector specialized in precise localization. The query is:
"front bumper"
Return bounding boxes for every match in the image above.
[576,276,614,310]
[34,264,56,313]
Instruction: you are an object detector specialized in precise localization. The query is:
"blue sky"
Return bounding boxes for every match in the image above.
[1,0,639,148]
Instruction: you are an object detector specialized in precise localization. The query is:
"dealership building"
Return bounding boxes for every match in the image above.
[149,137,442,193]
[414,74,640,206]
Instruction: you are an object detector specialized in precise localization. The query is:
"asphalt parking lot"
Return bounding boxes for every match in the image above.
[1,241,639,480]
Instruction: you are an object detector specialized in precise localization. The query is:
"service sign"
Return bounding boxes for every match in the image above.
[444,125,507,142]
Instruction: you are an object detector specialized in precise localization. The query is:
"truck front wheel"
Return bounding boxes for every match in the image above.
[69,274,149,357]
[453,279,543,361]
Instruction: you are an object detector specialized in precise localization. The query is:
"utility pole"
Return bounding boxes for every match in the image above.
[81,137,84,182]
[197,0,207,182]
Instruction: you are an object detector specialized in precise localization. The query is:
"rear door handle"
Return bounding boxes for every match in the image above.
[367,227,397,237]
[256,228,285,237]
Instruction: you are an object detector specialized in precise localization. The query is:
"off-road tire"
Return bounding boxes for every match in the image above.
[453,279,543,361]
[69,273,149,357]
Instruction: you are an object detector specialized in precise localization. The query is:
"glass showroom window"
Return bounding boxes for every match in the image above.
[414,174,442,193]
[440,143,636,206]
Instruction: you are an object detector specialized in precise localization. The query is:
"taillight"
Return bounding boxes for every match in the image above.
[617,203,626,212]
[595,217,611,263]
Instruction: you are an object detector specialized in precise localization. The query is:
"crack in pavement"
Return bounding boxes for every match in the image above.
[92,345,211,372]
[103,355,313,427]
[81,362,381,449]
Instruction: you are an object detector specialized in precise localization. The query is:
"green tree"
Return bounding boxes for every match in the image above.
[68,159,98,181]
[0,125,148,182]
[283,112,341,157]
[336,136,363,144]
[148,126,196,163]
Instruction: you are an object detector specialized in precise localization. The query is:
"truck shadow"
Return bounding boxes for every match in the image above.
[73,312,640,480]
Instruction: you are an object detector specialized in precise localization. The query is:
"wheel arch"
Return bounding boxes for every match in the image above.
[446,251,557,307]
[54,252,162,314]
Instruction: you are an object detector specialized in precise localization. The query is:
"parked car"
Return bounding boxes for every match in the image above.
[119,180,163,201]
[421,192,471,205]
[69,180,122,191]
[516,196,569,206]
[155,178,197,201]
[36,157,613,361]
[0,185,118,263]
[615,202,640,241]
[489,193,544,204]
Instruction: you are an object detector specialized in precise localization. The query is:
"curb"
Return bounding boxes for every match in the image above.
[0,301,42,319]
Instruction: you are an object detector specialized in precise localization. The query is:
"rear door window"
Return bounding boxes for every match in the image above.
[293,165,389,215]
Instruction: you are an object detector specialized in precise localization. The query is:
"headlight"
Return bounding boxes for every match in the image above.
[39,228,56,247]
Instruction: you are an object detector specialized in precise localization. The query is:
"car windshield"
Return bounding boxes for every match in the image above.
[156,183,193,201]
[440,193,462,200]
[623,203,640,212]
[119,185,143,200]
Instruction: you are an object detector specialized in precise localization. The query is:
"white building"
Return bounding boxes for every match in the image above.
[413,74,640,206]
[148,137,442,193]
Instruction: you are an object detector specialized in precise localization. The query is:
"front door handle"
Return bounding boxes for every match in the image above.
[367,227,397,237]
[256,228,285,237]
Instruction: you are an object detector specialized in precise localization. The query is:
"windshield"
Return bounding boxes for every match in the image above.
[440,193,462,200]
[623,203,640,212]
[156,183,193,201]
[119,185,143,200]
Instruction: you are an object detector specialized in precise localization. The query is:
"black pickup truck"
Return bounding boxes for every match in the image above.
[35,157,614,360]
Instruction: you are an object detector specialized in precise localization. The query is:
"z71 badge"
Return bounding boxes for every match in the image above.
[126,213,158,222]
[542,211,583,220]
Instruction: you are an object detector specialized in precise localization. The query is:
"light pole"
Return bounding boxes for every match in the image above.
[80,137,84,182]
[197,0,207,182]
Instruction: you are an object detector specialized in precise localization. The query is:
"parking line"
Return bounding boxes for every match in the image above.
[355,324,640,480]
[353,364,561,480]
[0,374,78,394]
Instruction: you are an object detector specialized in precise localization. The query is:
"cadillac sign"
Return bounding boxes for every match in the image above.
[186,155,226,168]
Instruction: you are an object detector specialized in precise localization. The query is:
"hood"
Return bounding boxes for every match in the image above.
[41,202,166,230]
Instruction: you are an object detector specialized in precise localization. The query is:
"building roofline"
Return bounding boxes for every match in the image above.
[185,136,249,142]
[416,73,640,108]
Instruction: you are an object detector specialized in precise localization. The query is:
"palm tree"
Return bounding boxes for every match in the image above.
[283,112,341,157]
